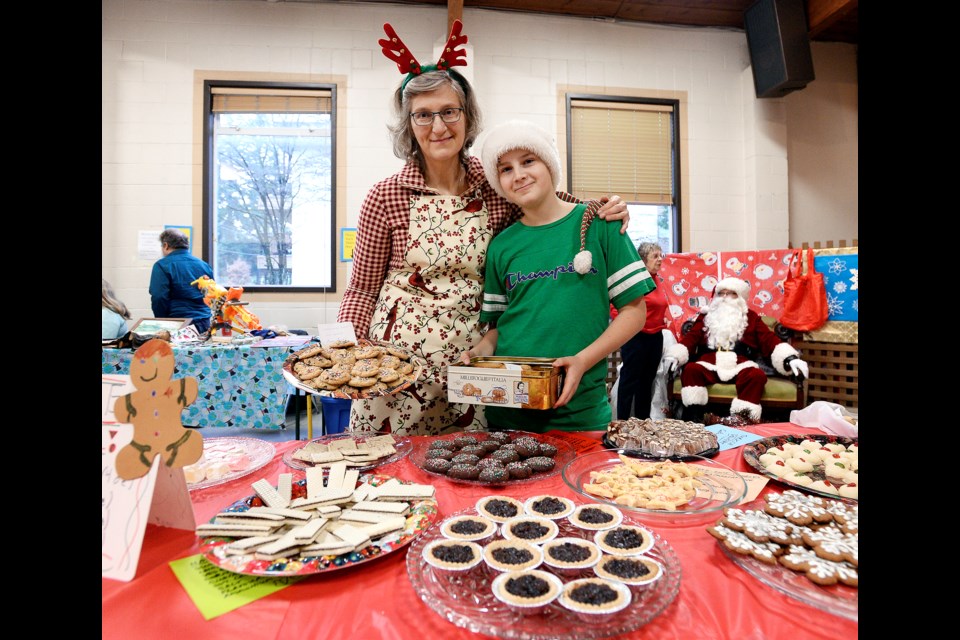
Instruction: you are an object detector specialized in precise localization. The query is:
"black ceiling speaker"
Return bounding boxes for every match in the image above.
[744,0,815,98]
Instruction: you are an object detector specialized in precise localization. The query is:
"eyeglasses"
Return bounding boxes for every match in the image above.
[410,107,464,126]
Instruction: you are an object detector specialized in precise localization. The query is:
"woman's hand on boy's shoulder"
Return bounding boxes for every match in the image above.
[595,195,629,234]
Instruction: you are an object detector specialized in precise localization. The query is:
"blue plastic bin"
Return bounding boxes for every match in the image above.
[320,396,352,435]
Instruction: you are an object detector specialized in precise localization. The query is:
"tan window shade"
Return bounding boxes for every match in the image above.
[570,101,674,204]
[212,88,332,113]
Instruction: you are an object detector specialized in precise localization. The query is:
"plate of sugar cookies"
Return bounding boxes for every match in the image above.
[562,449,747,524]
[183,437,276,491]
[282,432,413,472]
[742,434,858,501]
[198,471,439,577]
[708,492,858,621]
[282,339,424,400]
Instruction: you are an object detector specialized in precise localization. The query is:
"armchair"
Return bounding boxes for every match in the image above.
[667,315,806,421]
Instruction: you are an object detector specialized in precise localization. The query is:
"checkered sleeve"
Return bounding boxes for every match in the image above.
[338,184,393,339]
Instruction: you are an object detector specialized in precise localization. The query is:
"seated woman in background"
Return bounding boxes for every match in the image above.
[102,278,131,339]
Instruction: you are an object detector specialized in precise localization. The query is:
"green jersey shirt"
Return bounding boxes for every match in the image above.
[480,204,655,431]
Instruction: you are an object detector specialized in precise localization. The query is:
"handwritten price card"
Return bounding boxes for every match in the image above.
[170,555,301,619]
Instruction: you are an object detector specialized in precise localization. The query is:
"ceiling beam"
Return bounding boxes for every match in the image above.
[807,0,857,38]
[447,0,463,34]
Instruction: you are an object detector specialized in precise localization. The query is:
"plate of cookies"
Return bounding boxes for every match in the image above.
[198,472,440,577]
[282,432,413,472]
[409,431,576,485]
[708,492,858,620]
[406,501,681,639]
[282,339,424,400]
[561,449,748,524]
[602,417,719,460]
[183,437,276,491]
[742,434,858,501]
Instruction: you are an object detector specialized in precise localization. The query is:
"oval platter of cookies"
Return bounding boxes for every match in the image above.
[707,493,858,621]
[742,434,858,501]
[282,339,424,399]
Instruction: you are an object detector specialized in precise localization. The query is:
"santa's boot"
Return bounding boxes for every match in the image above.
[730,398,762,423]
[680,386,709,424]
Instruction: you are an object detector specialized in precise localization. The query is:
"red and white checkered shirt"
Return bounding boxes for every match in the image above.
[338,156,582,338]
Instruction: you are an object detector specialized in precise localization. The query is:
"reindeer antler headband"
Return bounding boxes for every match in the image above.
[379,20,469,91]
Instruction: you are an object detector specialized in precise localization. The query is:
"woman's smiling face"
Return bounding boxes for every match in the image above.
[409,85,466,165]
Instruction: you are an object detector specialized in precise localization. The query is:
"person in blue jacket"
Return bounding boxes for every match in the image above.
[149,229,214,333]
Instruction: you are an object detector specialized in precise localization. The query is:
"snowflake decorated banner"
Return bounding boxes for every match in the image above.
[815,254,858,321]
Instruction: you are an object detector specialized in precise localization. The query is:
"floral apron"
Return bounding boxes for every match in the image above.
[349,191,491,436]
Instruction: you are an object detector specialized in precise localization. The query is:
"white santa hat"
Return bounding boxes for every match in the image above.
[480,120,562,202]
[481,120,594,273]
[713,277,750,300]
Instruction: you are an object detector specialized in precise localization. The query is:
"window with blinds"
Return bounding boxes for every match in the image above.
[567,95,679,253]
[203,82,337,291]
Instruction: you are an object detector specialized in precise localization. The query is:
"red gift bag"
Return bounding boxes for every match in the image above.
[779,248,829,332]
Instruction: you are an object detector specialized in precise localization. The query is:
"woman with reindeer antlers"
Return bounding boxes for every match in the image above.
[338,20,628,435]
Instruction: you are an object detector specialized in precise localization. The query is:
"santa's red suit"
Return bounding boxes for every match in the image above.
[667,308,799,420]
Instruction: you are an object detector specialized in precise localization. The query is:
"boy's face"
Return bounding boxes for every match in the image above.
[496,148,553,208]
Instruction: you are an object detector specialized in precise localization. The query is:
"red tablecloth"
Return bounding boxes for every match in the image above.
[102,424,858,639]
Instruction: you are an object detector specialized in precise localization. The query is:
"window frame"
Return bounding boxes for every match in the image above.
[564,93,682,252]
[202,79,338,293]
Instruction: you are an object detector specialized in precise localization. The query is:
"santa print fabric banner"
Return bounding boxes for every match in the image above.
[657,250,795,339]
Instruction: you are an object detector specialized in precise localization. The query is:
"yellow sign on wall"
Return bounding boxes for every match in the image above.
[341,228,357,262]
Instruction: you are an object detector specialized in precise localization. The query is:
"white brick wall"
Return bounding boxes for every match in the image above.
[102,0,858,329]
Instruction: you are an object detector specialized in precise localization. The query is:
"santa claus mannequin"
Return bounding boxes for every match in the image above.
[664,278,809,422]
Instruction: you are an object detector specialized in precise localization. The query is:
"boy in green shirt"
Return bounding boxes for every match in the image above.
[461,121,655,431]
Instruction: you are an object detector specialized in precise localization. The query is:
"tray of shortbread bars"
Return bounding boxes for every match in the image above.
[282,339,424,399]
[198,471,439,577]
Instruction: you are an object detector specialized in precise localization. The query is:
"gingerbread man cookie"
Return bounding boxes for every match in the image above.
[113,339,203,480]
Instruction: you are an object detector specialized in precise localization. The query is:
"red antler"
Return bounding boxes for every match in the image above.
[379,23,422,75]
[435,19,468,70]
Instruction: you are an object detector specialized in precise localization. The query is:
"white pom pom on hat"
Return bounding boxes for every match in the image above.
[480,120,562,203]
[713,277,750,299]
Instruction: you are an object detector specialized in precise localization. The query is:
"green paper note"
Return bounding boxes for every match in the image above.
[169,554,300,620]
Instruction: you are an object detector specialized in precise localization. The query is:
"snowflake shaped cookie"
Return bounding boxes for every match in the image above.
[764,490,832,525]
[708,524,781,564]
[779,544,858,587]
[720,508,803,545]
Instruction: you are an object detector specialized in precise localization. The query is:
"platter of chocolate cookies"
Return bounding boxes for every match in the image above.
[409,431,575,486]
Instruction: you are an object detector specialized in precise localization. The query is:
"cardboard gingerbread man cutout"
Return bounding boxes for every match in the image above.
[113,339,204,480]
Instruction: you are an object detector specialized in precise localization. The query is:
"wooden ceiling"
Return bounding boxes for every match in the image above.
[329,0,858,44]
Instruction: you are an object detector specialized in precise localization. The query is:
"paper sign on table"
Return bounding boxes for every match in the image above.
[169,554,301,620]
[316,322,358,347]
[706,425,765,451]
[695,466,769,504]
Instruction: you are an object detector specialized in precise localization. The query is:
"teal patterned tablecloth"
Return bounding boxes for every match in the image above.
[101,344,295,429]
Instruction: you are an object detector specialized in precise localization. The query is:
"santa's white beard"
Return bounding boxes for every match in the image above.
[704,296,748,350]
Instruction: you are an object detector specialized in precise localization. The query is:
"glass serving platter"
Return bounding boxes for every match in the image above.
[713,498,858,621]
[561,449,748,525]
[282,433,413,472]
[742,434,858,501]
[185,437,275,491]
[408,431,576,486]
[407,506,682,639]
[199,474,440,577]
[281,340,424,400]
